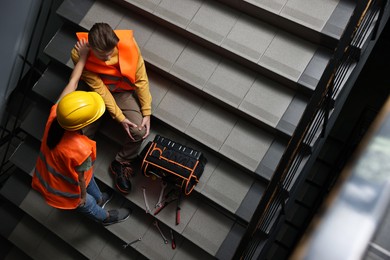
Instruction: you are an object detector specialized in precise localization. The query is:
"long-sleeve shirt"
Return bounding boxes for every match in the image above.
[71,40,152,122]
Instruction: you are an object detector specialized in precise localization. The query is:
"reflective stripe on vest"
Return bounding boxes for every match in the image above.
[38,152,79,186]
[34,167,80,199]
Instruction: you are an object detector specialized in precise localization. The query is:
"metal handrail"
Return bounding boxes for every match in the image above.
[332,0,381,99]
[234,0,376,258]
[302,98,390,260]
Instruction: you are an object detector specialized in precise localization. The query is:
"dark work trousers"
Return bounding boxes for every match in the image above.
[83,91,146,162]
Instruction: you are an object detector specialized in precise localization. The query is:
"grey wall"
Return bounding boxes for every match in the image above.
[0,0,63,125]
[1,0,34,123]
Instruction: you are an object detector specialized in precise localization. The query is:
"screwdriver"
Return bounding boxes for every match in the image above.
[176,193,181,225]
[170,229,176,249]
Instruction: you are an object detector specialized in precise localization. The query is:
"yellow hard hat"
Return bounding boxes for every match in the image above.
[56,91,105,131]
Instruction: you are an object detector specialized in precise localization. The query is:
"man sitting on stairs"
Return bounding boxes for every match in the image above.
[32,39,131,226]
[71,22,152,195]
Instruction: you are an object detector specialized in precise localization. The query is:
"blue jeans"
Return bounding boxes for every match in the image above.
[76,176,107,222]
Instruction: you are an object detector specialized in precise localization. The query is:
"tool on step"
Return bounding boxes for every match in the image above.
[176,192,181,225]
[170,229,176,249]
[154,193,178,215]
[153,220,168,244]
[155,181,167,208]
[122,237,142,249]
[154,188,176,209]
[142,186,151,214]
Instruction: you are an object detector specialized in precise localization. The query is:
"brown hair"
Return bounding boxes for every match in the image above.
[88,23,119,52]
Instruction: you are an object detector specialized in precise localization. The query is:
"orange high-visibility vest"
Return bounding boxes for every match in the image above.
[76,30,139,92]
[32,105,96,209]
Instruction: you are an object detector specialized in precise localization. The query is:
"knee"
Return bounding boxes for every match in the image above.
[130,127,146,142]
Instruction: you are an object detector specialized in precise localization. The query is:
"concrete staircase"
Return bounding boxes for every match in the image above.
[0,0,373,259]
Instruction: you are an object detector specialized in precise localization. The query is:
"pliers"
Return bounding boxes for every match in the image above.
[154,193,178,215]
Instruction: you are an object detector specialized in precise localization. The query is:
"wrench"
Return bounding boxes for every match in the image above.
[142,186,151,214]
[122,237,142,248]
[155,181,167,208]
[153,220,168,244]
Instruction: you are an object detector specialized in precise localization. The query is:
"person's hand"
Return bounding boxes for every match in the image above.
[78,197,86,207]
[75,39,89,59]
[140,115,150,139]
[121,118,138,141]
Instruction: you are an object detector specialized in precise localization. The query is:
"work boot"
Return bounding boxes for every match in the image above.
[110,160,133,194]
[98,191,114,209]
[102,208,132,226]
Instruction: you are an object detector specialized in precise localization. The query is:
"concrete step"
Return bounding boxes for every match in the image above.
[2,167,220,259]
[213,0,356,48]
[1,244,32,260]
[0,202,87,260]
[110,0,333,90]
[58,0,333,94]
[43,25,288,180]
[8,136,40,177]
[0,172,147,259]
[31,62,90,104]
[0,196,32,260]
[30,63,71,104]
[56,0,315,136]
